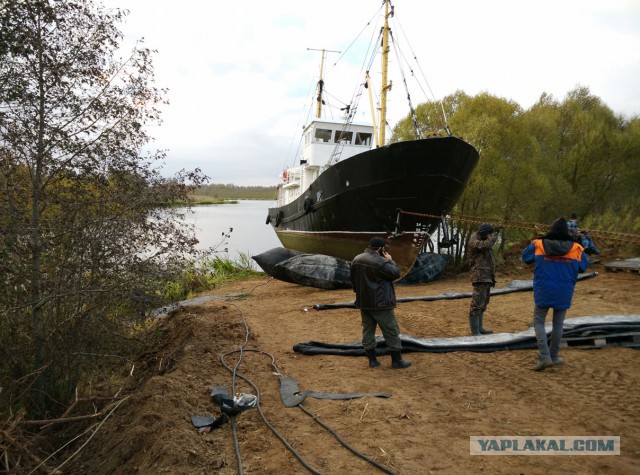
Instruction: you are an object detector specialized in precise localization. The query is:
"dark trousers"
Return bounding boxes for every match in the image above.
[360,308,402,352]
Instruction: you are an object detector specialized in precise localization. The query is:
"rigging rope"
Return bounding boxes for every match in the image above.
[328,30,382,165]
[390,10,452,134]
[399,210,640,244]
[389,29,421,139]
[333,5,383,68]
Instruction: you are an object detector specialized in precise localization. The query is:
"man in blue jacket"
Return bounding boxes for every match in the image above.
[350,237,411,369]
[521,218,589,371]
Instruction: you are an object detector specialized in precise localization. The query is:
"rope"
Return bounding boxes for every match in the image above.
[398,210,640,244]
[390,6,452,134]
[389,30,421,139]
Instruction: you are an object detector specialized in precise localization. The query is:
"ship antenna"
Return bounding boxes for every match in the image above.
[307,48,340,118]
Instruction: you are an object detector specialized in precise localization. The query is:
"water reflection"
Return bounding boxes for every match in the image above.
[181,200,282,260]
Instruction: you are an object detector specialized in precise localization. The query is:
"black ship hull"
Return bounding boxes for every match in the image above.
[267,136,479,277]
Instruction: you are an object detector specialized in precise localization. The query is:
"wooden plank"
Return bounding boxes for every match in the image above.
[560,331,640,349]
[604,257,640,274]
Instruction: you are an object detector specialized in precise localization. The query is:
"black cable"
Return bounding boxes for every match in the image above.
[230,415,243,475]
[222,349,396,475]
[298,403,396,475]
[219,289,396,474]
[221,349,323,475]
[223,302,250,475]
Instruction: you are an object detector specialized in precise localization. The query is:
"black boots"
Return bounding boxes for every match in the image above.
[365,349,380,368]
[390,351,411,369]
[479,312,493,335]
[366,349,411,369]
[469,314,480,336]
[470,313,493,335]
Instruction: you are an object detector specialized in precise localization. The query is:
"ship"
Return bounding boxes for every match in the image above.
[266,0,479,278]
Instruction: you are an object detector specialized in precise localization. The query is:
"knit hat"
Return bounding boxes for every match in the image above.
[478,223,494,236]
[570,213,577,219]
[369,237,387,248]
[550,217,569,235]
[543,217,571,240]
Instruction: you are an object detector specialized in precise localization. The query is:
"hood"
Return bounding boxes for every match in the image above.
[542,239,575,257]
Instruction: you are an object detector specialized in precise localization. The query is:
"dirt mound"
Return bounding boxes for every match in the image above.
[67,264,640,474]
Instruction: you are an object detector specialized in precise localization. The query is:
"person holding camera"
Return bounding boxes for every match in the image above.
[467,223,500,336]
[350,237,411,369]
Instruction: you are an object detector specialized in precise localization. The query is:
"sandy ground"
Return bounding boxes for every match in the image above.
[67,259,640,475]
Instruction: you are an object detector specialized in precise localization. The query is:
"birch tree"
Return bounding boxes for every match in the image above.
[0,0,207,418]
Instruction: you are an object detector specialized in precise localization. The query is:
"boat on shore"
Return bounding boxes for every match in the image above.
[266,0,479,278]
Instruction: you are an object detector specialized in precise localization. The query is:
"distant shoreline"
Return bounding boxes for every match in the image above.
[188,197,274,206]
[190,184,276,204]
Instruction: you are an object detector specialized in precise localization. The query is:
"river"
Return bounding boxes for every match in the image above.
[183,200,282,262]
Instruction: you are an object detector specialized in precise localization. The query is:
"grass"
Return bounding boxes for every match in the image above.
[163,252,263,301]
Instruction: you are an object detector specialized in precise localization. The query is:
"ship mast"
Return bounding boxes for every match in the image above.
[308,48,340,119]
[379,0,392,145]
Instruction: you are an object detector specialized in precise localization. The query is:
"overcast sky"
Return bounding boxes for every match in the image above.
[102,0,640,186]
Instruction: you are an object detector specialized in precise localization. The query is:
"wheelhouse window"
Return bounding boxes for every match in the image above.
[334,131,353,144]
[314,128,332,143]
[355,132,372,146]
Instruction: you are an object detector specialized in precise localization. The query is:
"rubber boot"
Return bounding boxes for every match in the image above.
[479,312,493,335]
[365,349,380,368]
[469,314,480,336]
[390,351,411,369]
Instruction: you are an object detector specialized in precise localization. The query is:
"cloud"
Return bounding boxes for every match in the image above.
[103,0,640,185]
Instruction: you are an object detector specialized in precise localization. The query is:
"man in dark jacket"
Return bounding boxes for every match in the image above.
[522,218,589,371]
[467,223,500,335]
[350,237,411,369]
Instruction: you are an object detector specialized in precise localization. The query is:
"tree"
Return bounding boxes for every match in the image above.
[0,0,207,419]
[523,87,639,235]
[555,87,626,216]
[522,92,573,220]
[392,92,552,266]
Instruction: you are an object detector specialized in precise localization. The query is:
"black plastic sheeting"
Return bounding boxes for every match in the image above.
[272,254,352,290]
[252,247,451,289]
[397,252,450,285]
[312,272,599,310]
[279,376,391,407]
[252,247,303,276]
[253,248,350,289]
[293,315,640,355]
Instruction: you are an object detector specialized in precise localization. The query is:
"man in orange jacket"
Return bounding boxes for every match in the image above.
[521,218,589,371]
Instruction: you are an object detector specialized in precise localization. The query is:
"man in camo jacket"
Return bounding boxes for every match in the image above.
[467,223,500,335]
